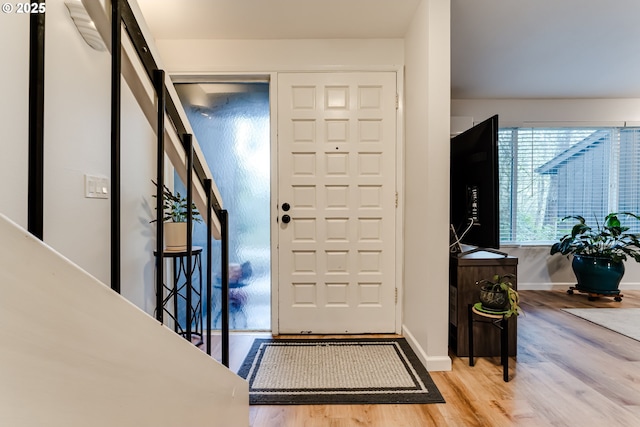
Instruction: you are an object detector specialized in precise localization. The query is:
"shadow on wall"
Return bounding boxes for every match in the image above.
[501,245,576,288]
[501,245,640,289]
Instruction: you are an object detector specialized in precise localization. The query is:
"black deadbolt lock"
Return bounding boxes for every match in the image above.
[282,214,291,224]
[282,202,291,211]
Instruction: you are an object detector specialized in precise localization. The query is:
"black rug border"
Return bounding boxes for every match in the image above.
[237,337,445,405]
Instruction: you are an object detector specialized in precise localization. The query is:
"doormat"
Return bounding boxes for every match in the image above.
[237,338,445,405]
[563,308,640,342]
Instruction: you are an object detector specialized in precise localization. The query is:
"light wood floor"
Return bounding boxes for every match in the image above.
[213,290,640,427]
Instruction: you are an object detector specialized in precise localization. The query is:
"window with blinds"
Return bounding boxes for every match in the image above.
[498,127,640,244]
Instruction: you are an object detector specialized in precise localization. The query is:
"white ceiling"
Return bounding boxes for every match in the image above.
[451,0,640,99]
[136,0,640,99]
[135,0,421,40]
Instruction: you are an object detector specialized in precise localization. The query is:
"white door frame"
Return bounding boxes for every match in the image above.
[171,68,405,335]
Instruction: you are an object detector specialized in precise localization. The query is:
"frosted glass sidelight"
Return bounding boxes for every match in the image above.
[175,83,271,333]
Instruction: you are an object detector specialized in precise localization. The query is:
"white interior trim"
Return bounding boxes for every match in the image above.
[403,325,452,372]
[521,121,626,128]
[395,67,405,335]
[519,282,640,291]
[270,72,280,335]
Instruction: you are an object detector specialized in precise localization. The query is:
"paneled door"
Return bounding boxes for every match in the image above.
[277,72,397,333]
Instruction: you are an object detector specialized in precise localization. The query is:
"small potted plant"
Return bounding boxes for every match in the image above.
[476,274,521,318]
[550,212,640,299]
[151,181,202,250]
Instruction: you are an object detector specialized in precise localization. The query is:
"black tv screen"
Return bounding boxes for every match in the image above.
[450,115,500,252]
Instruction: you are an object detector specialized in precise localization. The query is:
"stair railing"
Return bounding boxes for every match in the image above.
[80,0,230,365]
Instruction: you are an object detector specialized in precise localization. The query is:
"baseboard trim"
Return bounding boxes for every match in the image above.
[402,325,452,372]
[518,282,574,291]
[519,282,640,291]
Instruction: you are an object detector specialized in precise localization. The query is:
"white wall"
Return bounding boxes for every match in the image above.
[403,0,451,371]
[155,39,404,73]
[2,0,454,372]
[0,13,30,228]
[153,3,454,371]
[452,98,640,289]
[0,5,249,422]
[120,83,157,310]
[0,0,158,312]
[43,0,112,284]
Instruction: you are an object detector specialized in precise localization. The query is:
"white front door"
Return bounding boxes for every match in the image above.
[277,72,397,334]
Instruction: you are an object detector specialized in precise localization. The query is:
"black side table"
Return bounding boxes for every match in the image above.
[154,247,203,344]
[468,303,511,382]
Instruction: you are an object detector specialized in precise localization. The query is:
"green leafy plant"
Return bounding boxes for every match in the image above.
[549,212,640,263]
[476,274,521,318]
[151,181,202,223]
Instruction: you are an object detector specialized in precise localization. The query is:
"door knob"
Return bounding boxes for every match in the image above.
[282,214,291,224]
[282,202,291,211]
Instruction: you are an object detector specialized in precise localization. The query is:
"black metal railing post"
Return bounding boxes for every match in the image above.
[28,3,46,240]
[185,134,194,343]
[153,69,166,323]
[221,209,229,367]
[118,0,228,358]
[204,179,213,356]
[110,0,122,293]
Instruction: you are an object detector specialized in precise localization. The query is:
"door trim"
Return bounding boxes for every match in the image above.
[269,72,280,334]
[394,68,405,335]
[171,68,405,335]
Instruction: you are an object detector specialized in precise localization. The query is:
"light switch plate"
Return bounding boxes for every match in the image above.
[85,174,109,199]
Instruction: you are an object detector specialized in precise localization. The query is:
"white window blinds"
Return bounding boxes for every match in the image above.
[498,127,640,243]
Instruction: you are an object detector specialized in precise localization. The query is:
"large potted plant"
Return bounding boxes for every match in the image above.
[151,181,202,250]
[550,212,640,300]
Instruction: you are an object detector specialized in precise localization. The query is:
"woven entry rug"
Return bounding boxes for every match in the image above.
[563,308,640,342]
[237,337,445,405]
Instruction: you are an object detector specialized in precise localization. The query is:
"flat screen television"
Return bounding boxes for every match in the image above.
[450,114,504,256]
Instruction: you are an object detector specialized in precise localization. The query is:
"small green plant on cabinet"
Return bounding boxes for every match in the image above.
[151,180,202,223]
[476,274,522,318]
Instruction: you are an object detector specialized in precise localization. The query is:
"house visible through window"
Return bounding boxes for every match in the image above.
[498,127,640,244]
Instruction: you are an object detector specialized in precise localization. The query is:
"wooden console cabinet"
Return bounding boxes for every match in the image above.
[449,251,518,357]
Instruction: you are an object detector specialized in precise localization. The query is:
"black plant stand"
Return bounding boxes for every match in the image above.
[154,247,203,344]
[468,303,511,382]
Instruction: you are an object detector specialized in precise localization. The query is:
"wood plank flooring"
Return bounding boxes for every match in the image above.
[214,290,640,427]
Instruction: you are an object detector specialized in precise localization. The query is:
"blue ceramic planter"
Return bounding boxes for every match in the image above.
[571,255,624,295]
